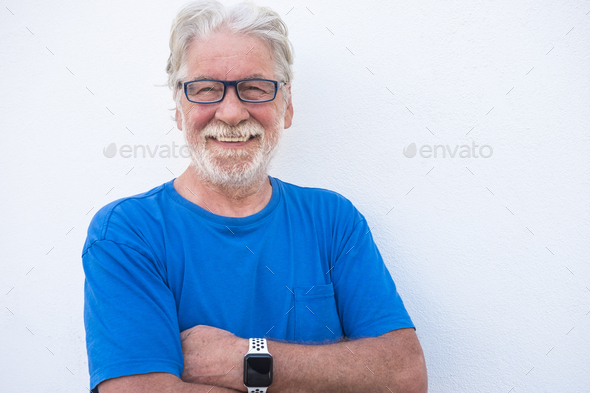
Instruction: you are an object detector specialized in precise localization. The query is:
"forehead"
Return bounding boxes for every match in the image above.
[185,30,275,80]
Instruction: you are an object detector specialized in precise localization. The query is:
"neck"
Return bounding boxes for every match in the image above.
[173,168,272,218]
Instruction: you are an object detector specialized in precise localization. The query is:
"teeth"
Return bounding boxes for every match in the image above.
[215,136,252,142]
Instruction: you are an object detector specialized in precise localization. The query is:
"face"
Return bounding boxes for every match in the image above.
[176,30,293,190]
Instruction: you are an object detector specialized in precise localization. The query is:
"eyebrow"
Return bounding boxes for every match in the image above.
[189,73,268,81]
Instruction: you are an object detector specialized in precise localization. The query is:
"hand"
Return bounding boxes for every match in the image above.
[180,325,248,391]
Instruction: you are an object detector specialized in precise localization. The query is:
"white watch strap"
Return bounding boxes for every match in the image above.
[247,338,269,392]
[247,388,268,393]
[248,338,270,355]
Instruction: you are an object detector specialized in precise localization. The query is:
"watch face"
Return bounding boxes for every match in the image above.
[244,354,273,387]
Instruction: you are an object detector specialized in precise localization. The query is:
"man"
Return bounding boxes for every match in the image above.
[82,1,427,392]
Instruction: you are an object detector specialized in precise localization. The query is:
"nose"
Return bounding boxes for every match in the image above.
[215,85,249,126]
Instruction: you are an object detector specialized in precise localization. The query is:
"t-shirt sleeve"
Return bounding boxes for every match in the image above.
[331,208,415,339]
[83,239,183,390]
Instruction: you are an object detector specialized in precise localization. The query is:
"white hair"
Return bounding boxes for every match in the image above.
[166,0,294,111]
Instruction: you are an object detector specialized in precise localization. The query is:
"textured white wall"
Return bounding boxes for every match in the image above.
[1,0,589,391]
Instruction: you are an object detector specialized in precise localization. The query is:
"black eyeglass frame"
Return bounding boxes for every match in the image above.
[183,78,286,104]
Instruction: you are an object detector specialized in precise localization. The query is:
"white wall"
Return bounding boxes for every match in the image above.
[1,0,589,391]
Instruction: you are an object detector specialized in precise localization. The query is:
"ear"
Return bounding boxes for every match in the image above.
[283,84,293,129]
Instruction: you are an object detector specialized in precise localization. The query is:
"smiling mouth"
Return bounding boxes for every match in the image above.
[210,135,257,143]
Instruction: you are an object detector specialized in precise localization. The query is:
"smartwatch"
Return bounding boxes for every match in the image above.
[243,338,273,392]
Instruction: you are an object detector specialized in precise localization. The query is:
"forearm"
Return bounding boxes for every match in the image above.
[177,382,242,393]
[98,372,243,393]
[268,328,427,393]
[177,382,243,393]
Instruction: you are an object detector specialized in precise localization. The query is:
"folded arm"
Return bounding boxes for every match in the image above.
[96,325,426,393]
[180,325,427,393]
[97,372,242,393]
[269,327,427,393]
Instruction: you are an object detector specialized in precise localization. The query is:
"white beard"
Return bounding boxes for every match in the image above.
[182,115,284,191]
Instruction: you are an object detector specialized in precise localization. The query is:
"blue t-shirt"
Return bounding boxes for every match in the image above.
[82,176,414,390]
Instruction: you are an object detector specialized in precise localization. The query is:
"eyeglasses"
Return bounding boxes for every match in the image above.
[183,78,286,104]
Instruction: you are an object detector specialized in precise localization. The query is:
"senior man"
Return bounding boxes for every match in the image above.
[83,1,427,392]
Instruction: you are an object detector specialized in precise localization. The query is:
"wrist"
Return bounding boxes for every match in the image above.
[231,337,250,391]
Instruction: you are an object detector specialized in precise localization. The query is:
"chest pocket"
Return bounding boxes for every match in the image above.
[293,283,344,343]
